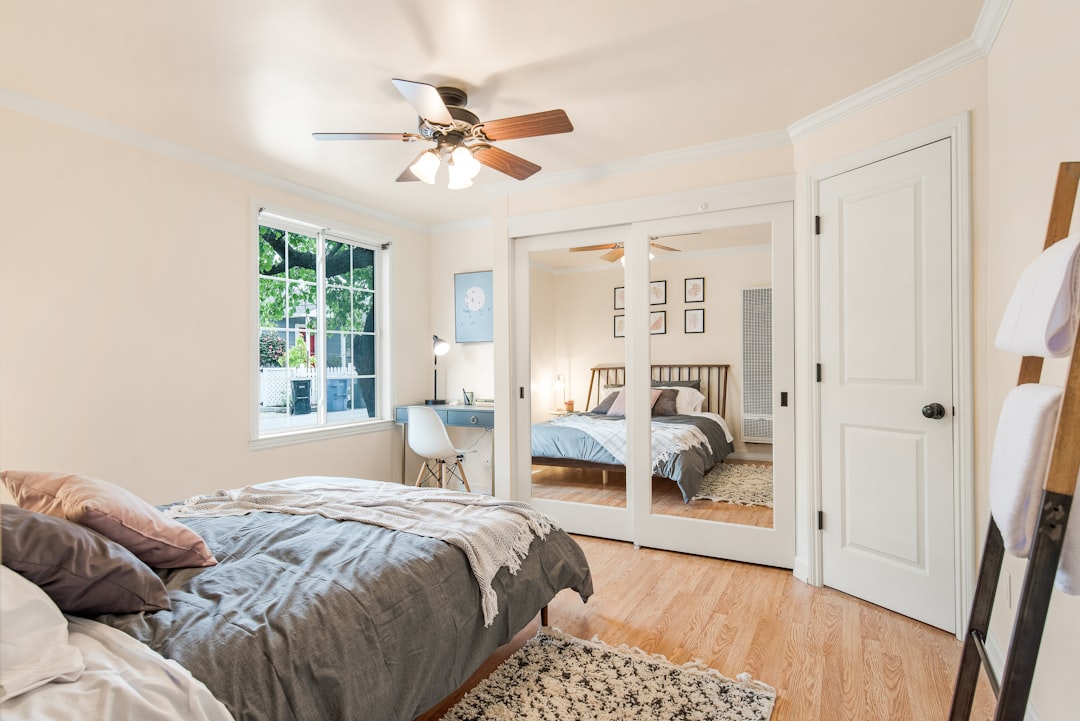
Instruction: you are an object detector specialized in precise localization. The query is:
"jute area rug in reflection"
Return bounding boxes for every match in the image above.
[693,463,774,507]
[442,628,776,721]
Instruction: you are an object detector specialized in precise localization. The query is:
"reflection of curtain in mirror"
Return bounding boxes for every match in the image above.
[741,287,772,443]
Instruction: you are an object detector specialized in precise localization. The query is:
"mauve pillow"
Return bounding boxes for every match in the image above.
[1,505,171,616]
[651,389,679,416]
[0,470,216,569]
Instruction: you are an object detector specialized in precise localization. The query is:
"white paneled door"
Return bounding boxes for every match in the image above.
[818,139,956,632]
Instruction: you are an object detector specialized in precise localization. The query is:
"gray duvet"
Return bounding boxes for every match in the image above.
[97,510,592,721]
[531,413,734,502]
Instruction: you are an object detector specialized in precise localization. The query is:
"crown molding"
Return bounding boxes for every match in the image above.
[788,0,1012,142]
[0,86,425,233]
[484,128,792,198]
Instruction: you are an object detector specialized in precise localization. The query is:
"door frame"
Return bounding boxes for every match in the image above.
[805,113,974,636]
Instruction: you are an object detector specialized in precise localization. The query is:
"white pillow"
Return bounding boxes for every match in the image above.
[655,386,706,414]
[606,387,662,416]
[0,566,84,702]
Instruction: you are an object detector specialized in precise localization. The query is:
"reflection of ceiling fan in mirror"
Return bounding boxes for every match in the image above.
[313,78,573,189]
[568,233,697,263]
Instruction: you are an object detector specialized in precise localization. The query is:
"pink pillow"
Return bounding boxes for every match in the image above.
[1,470,216,569]
[606,388,663,417]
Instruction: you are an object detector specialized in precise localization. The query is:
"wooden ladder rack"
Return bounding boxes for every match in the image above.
[950,161,1080,720]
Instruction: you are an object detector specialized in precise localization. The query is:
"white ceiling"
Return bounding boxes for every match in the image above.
[1,0,985,227]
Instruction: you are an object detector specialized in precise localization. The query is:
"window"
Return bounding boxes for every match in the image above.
[255,209,386,439]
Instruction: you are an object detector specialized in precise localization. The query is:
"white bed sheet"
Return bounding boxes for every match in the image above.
[1,615,234,721]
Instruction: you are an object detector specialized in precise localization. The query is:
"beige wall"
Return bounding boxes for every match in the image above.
[423,223,498,493]
[0,107,430,504]
[983,2,1080,719]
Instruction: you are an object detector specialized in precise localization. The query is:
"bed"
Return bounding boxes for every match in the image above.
[531,364,735,502]
[0,471,593,721]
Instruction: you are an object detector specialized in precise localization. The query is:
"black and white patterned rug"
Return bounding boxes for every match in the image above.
[693,463,773,507]
[442,628,776,721]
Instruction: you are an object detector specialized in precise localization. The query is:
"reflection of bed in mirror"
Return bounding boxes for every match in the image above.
[530,364,734,502]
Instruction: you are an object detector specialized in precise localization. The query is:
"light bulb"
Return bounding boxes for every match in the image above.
[451,146,482,179]
[447,162,474,189]
[432,335,450,356]
[410,150,440,184]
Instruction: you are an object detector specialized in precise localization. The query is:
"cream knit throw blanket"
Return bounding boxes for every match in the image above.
[165,476,559,626]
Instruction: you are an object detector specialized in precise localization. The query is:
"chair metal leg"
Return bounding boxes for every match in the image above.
[417,459,441,488]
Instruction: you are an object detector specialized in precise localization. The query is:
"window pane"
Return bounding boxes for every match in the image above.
[326,287,350,331]
[325,331,347,370]
[286,233,317,282]
[259,278,286,328]
[352,246,375,289]
[326,240,350,287]
[353,333,375,376]
[353,377,376,418]
[259,227,286,274]
[353,292,374,333]
[288,281,317,323]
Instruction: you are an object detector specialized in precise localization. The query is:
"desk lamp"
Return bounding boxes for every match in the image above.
[426,335,451,405]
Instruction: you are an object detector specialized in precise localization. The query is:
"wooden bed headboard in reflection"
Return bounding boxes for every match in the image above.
[584,364,730,417]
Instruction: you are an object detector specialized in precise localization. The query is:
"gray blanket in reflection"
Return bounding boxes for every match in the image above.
[531,413,734,502]
[98,507,592,721]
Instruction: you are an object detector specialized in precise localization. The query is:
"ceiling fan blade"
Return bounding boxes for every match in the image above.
[313,132,417,141]
[649,242,681,252]
[478,109,573,141]
[395,151,427,182]
[472,145,541,181]
[600,248,624,263]
[569,244,617,252]
[392,78,453,125]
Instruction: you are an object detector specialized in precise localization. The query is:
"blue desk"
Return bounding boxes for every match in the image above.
[395,404,495,487]
[394,404,494,429]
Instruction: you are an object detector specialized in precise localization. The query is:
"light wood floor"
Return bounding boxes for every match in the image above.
[544,535,997,721]
[530,462,774,527]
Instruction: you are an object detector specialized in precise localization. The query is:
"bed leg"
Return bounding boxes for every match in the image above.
[602,470,608,485]
[540,605,549,628]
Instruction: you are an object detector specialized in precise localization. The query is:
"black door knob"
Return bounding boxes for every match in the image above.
[922,402,946,419]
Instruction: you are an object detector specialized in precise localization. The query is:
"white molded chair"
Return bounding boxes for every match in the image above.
[406,406,471,491]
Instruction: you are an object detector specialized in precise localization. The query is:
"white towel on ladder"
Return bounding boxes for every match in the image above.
[995,234,1080,357]
[989,384,1062,558]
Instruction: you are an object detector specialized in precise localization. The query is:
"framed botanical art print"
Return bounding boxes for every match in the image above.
[614,286,625,310]
[685,277,705,303]
[685,308,705,333]
[649,280,667,305]
[649,310,666,334]
[613,315,626,337]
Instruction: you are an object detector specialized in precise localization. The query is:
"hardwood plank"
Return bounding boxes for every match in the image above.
[541,536,996,721]
[530,463,775,527]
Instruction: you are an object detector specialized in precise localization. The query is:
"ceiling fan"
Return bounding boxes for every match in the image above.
[569,234,694,263]
[313,78,573,188]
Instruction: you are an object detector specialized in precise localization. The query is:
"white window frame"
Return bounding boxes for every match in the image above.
[250,203,393,448]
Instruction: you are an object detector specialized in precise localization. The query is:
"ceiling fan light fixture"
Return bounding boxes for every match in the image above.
[446,163,474,190]
[451,145,482,179]
[410,149,440,184]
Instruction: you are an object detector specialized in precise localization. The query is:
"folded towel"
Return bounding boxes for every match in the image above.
[989,384,1063,558]
[1055,512,1080,594]
[995,234,1080,357]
